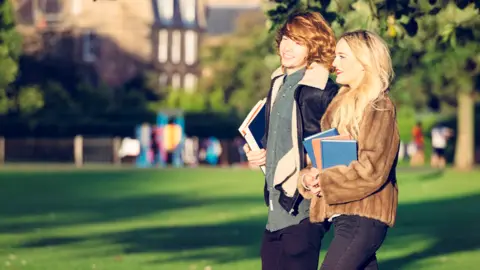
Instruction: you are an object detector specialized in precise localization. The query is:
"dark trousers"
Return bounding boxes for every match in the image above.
[261,219,330,270]
[320,215,389,270]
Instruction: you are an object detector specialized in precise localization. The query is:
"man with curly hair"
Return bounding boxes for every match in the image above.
[244,11,339,270]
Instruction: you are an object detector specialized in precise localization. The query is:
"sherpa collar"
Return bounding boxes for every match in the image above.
[270,62,330,90]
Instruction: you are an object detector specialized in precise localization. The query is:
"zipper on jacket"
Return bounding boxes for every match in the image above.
[287,86,305,215]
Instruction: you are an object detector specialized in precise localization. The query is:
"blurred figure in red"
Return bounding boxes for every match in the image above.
[410,121,425,166]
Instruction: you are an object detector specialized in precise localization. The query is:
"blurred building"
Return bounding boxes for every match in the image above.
[12,0,207,91]
[204,0,265,38]
[205,0,262,33]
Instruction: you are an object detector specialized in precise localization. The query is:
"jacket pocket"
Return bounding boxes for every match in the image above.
[273,148,297,196]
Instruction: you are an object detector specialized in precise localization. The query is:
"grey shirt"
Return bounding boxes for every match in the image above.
[265,68,310,232]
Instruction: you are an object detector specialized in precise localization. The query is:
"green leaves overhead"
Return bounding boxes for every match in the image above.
[0,0,22,114]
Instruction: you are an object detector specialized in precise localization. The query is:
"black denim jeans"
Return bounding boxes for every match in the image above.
[320,215,389,270]
[261,218,331,270]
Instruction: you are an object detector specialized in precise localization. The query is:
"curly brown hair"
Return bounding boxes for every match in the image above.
[275,11,336,70]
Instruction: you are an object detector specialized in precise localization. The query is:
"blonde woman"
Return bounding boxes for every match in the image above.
[299,30,400,270]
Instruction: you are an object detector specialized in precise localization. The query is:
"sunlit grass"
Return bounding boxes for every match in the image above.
[0,166,479,269]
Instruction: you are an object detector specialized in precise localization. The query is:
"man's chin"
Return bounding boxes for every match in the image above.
[281,58,295,65]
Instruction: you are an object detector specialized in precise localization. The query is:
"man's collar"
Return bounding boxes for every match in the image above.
[271,62,330,90]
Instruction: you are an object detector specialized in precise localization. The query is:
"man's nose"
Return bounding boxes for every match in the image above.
[284,40,293,51]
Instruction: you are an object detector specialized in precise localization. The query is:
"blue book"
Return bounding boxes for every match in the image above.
[248,105,266,149]
[303,128,340,168]
[320,140,358,169]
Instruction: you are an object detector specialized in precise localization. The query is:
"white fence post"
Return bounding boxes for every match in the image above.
[74,135,83,167]
[113,137,121,166]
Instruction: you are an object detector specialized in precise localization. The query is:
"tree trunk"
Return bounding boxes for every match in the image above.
[454,91,475,170]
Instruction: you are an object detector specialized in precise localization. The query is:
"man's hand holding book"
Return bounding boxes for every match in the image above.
[243,144,266,167]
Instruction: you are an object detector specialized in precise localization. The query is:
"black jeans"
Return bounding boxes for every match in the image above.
[261,218,330,270]
[320,215,389,270]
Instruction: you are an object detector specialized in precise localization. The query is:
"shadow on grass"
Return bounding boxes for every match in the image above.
[10,193,480,268]
[419,169,445,181]
[0,169,263,233]
[379,194,480,269]
[19,216,267,264]
[2,169,480,268]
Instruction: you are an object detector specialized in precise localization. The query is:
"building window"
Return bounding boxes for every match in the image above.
[171,31,181,64]
[38,0,62,14]
[180,0,196,25]
[184,30,197,65]
[72,0,82,15]
[184,73,197,93]
[82,30,98,63]
[159,73,168,87]
[38,0,62,25]
[157,0,174,22]
[158,30,169,63]
[171,73,181,90]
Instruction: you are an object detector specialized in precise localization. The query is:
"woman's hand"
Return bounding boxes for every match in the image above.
[300,167,322,196]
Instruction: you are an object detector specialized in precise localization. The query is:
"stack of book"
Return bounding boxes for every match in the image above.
[303,128,358,170]
[238,98,267,173]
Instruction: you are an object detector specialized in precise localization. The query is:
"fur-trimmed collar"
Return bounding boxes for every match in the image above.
[270,62,330,90]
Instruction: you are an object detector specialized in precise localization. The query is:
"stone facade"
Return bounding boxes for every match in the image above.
[12,0,206,89]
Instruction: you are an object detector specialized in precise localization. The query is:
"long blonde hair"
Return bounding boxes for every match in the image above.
[331,30,394,139]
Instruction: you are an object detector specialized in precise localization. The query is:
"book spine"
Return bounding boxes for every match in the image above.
[244,131,266,175]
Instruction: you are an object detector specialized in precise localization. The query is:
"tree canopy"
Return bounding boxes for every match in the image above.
[267,0,480,169]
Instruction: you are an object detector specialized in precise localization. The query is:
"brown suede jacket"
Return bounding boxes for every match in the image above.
[298,93,400,227]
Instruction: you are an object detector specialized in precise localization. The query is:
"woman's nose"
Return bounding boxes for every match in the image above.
[332,58,338,68]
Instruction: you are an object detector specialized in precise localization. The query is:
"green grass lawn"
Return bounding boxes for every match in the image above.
[0,166,479,270]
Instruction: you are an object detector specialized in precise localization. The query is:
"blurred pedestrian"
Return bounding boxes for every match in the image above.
[410,121,425,166]
[431,124,454,169]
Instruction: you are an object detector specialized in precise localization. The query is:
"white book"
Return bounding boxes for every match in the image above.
[238,98,267,174]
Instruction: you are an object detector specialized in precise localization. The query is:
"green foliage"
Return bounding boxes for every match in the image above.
[39,81,79,122]
[267,0,339,32]
[387,1,480,110]
[0,0,22,114]
[207,86,228,113]
[16,85,44,115]
[150,89,208,113]
[267,0,303,31]
[267,1,480,111]
[200,13,277,117]
[267,0,480,168]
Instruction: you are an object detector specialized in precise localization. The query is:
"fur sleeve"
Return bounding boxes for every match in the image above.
[318,99,400,204]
